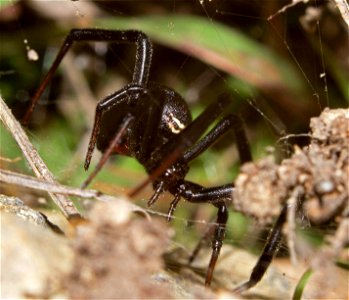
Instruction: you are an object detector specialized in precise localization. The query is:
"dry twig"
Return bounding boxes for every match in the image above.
[0,168,148,218]
[0,95,81,220]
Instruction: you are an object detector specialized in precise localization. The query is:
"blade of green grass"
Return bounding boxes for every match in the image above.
[292,268,313,300]
[95,15,307,96]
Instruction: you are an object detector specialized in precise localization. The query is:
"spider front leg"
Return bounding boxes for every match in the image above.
[84,85,146,170]
[22,29,152,124]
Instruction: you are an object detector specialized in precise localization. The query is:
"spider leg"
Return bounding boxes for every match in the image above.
[84,85,145,170]
[233,204,287,294]
[174,180,231,286]
[166,181,232,223]
[81,114,134,188]
[22,29,152,123]
[183,113,252,164]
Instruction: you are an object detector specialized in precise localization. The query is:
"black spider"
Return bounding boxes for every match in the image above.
[22,29,287,293]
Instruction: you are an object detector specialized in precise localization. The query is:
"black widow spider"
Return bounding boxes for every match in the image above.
[22,29,287,293]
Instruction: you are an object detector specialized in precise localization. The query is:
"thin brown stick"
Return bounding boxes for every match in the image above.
[0,169,98,198]
[0,168,148,218]
[0,95,81,220]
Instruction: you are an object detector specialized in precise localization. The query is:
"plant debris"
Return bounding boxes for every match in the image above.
[234,108,348,226]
